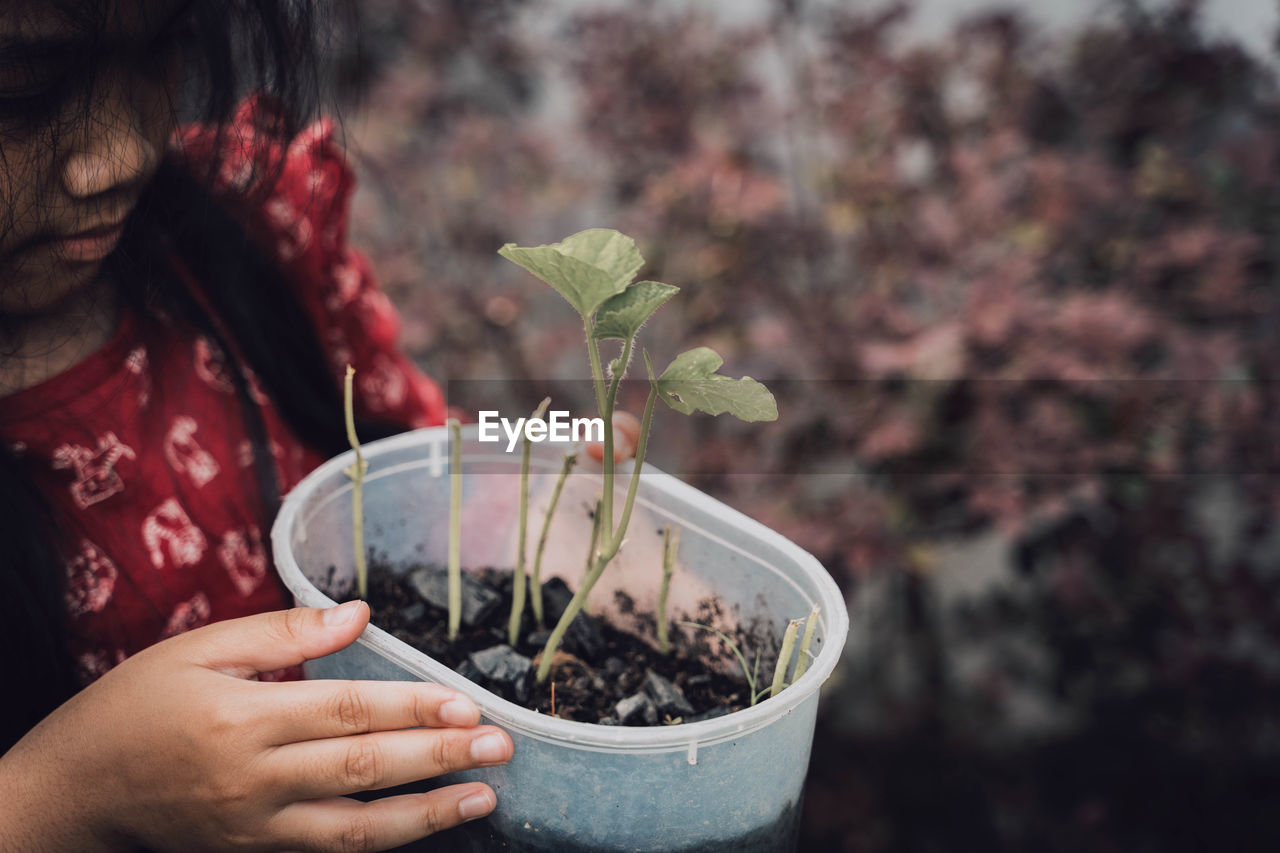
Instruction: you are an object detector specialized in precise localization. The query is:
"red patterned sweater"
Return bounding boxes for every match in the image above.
[1,99,445,685]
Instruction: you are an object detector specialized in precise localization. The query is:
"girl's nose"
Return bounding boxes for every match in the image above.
[61,70,164,200]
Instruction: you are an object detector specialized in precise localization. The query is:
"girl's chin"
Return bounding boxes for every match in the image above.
[0,258,109,316]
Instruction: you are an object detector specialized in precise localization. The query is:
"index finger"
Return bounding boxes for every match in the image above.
[256,680,483,745]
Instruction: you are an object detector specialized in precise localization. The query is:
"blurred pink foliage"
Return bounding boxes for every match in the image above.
[342,2,1280,846]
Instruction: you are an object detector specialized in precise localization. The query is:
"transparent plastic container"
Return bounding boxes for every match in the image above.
[271,426,848,852]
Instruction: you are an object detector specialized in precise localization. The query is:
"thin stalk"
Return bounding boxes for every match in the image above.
[657,524,680,653]
[531,450,578,625]
[605,338,634,414]
[679,621,757,701]
[343,366,368,599]
[585,501,603,576]
[792,605,821,681]
[599,336,634,543]
[751,650,763,706]
[583,316,618,547]
[535,385,658,682]
[509,398,550,647]
[535,500,602,682]
[600,383,658,561]
[770,619,803,700]
[447,418,462,640]
[584,316,608,417]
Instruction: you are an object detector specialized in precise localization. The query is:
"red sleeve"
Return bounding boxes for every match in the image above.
[172,96,447,429]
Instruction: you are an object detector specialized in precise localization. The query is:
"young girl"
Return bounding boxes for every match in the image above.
[0,1,514,850]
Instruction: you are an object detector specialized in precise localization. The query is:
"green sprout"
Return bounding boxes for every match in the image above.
[769,619,803,699]
[793,604,821,681]
[531,449,579,626]
[343,365,368,599]
[657,524,680,654]
[447,418,462,641]
[680,621,775,707]
[680,607,820,708]
[498,229,777,684]
[509,397,551,646]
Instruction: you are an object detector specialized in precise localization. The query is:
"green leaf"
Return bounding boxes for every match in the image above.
[555,229,644,289]
[498,229,643,318]
[593,281,680,341]
[653,347,778,422]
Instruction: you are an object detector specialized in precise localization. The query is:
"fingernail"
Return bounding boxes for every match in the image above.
[323,600,363,627]
[458,791,494,821]
[440,697,478,727]
[470,732,509,765]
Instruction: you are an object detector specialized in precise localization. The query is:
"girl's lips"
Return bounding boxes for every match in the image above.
[49,222,126,263]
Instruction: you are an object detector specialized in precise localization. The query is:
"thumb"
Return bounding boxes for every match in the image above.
[180,601,370,678]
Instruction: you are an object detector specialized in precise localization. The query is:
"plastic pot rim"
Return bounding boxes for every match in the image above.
[271,425,849,755]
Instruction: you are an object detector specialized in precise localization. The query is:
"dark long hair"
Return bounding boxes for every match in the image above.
[0,0,400,751]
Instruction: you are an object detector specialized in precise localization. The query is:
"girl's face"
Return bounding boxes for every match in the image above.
[0,1,185,317]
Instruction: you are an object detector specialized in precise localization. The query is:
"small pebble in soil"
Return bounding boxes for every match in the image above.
[408,566,501,627]
[534,578,608,660]
[603,657,625,678]
[644,671,695,718]
[469,645,533,704]
[456,658,483,683]
[399,602,425,624]
[540,577,576,622]
[616,692,659,725]
[563,611,606,661]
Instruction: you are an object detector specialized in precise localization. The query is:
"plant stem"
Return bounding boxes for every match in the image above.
[679,621,756,700]
[510,398,550,647]
[535,499,602,682]
[770,619,802,700]
[447,418,462,641]
[343,366,368,599]
[531,450,578,626]
[600,383,658,561]
[534,384,658,682]
[751,652,768,706]
[600,336,634,543]
[582,315,621,548]
[793,605,821,681]
[657,524,680,654]
[584,317,608,418]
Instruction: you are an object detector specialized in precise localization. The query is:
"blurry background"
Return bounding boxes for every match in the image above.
[330,0,1280,848]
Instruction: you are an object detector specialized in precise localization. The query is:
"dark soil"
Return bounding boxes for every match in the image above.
[361,563,757,724]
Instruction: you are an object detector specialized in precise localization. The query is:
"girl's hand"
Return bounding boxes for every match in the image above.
[0,601,512,853]
[585,410,641,464]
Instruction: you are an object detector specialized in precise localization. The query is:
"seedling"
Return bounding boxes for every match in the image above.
[531,449,579,626]
[510,397,551,645]
[343,365,369,599]
[681,621,763,706]
[793,604,820,680]
[680,607,821,706]
[447,418,462,640]
[498,229,777,683]
[769,619,803,699]
[657,524,680,653]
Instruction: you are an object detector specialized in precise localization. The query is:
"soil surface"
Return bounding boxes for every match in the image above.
[361,563,756,724]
